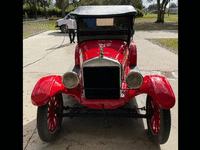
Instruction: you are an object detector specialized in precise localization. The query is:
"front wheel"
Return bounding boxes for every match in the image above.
[146,95,171,145]
[37,93,63,142]
[61,25,67,33]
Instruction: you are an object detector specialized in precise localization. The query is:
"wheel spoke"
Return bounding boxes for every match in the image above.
[47,95,61,132]
[148,96,160,135]
[54,117,58,129]
[48,119,53,131]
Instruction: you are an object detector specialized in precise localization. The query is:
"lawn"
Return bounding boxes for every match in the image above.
[134,13,178,30]
[149,38,178,54]
[49,19,57,30]
[136,13,178,22]
[23,19,49,38]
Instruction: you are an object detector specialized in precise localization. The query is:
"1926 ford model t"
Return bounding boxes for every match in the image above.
[31,5,175,145]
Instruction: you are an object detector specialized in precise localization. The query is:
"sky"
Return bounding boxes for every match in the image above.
[143,0,178,8]
[52,0,178,9]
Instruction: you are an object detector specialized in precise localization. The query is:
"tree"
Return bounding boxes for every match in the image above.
[39,0,52,19]
[132,0,143,9]
[169,2,176,8]
[24,0,52,19]
[24,0,39,19]
[56,0,69,17]
[147,0,170,23]
[148,3,157,11]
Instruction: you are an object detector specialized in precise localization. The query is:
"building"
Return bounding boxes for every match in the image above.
[168,7,178,14]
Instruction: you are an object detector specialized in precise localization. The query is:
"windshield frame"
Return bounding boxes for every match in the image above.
[76,15,134,46]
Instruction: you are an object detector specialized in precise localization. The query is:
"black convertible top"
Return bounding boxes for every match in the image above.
[70,5,137,17]
[71,5,136,46]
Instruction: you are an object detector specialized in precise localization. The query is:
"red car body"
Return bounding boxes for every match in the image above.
[31,39,175,109]
[31,5,176,144]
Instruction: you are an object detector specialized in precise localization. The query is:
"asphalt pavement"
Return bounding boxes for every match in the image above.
[23,30,178,150]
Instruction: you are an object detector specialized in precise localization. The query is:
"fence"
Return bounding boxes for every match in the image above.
[23,19,49,39]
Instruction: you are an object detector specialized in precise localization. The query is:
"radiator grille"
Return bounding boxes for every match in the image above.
[83,66,120,99]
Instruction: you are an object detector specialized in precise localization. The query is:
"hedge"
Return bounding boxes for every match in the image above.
[23,5,144,19]
[135,8,144,18]
[23,5,68,18]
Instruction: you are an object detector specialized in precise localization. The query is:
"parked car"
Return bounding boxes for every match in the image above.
[55,12,76,33]
[31,5,175,145]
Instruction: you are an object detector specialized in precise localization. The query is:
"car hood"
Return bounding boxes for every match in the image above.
[57,18,64,22]
[80,40,128,64]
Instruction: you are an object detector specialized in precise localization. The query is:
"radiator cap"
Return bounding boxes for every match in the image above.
[99,46,104,58]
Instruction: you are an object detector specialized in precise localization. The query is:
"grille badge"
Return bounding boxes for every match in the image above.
[99,46,104,58]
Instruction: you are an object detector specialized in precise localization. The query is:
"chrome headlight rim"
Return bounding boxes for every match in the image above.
[125,71,143,89]
[62,71,79,89]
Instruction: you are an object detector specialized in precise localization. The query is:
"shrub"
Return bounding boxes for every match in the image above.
[24,12,28,19]
[23,5,68,18]
[135,8,144,18]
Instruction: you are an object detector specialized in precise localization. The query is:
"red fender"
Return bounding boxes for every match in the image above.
[129,40,137,66]
[140,75,175,109]
[31,75,66,106]
[75,44,80,66]
[31,75,175,109]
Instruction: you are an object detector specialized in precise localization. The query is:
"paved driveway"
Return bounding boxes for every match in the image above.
[23,30,178,150]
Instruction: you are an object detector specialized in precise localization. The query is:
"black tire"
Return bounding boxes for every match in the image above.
[146,95,171,145]
[61,25,67,33]
[37,93,63,142]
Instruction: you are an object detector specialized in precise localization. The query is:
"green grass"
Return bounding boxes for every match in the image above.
[154,38,178,54]
[164,15,178,22]
[23,20,49,38]
[23,19,57,38]
[135,13,178,30]
[23,31,32,37]
[49,20,57,30]
[136,13,178,22]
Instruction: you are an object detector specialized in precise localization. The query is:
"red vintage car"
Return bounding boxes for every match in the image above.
[31,5,175,144]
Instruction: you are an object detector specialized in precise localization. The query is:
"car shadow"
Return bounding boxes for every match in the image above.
[48,31,68,36]
[44,31,78,51]
[48,31,77,37]
[45,43,71,51]
[23,95,161,150]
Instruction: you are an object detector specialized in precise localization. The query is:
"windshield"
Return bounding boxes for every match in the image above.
[79,16,128,31]
[77,16,134,45]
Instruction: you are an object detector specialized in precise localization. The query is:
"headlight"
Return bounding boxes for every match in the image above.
[62,71,79,89]
[125,71,143,89]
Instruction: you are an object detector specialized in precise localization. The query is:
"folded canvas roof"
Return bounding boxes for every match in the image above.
[70,5,137,17]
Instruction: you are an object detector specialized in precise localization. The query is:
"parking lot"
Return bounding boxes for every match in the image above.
[23,30,178,150]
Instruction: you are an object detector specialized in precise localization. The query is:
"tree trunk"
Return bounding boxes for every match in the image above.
[44,7,47,19]
[155,0,161,23]
[160,10,165,22]
[155,0,169,23]
[34,5,37,19]
[61,0,65,18]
